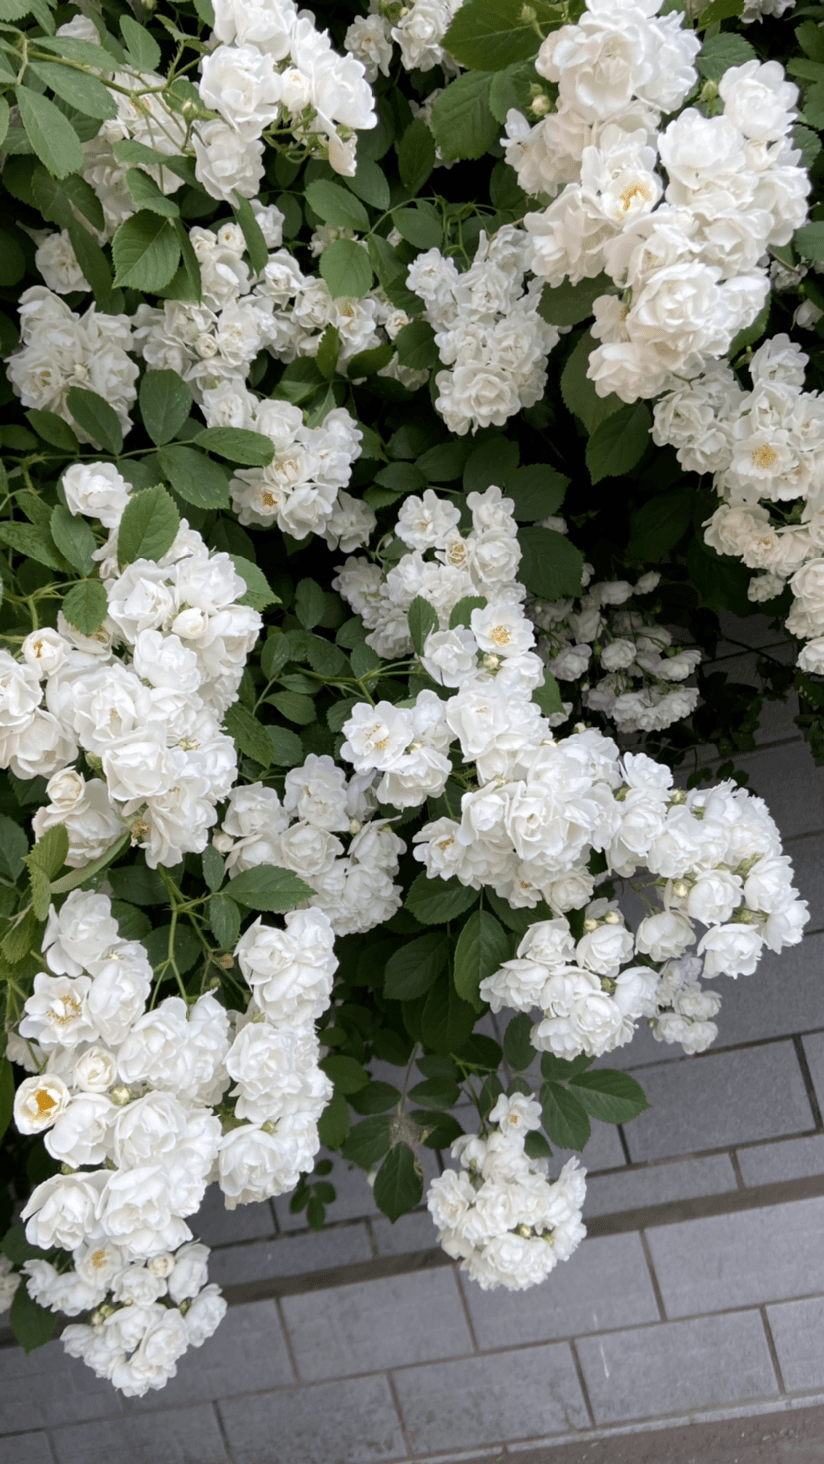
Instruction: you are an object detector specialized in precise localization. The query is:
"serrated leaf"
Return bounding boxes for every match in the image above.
[463,435,519,494]
[266,724,304,767]
[125,166,179,218]
[66,386,123,455]
[794,222,824,262]
[405,873,478,925]
[2,907,42,964]
[628,489,692,561]
[320,1054,369,1093]
[109,899,151,941]
[421,973,477,1057]
[449,595,487,629]
[139,368,193,447]
[407,595,439,654]
[194,427,275,466]
[430,71,498,162]
[227,863,314,913]
[541,1080,591,1150]
[120,13,161,71]
[540,1051,594,1082]
[232,191,269,275]
[317,1090,350,1148]
[518,527,584,600]
[267,690,315,725]
[503,1013,534,1072]
[27,823,68,881]
[50,505,94,576]
[408,1077,461,1109]
[395,319,439,372]
[50,832,130,895]
[29,60,117,121]
[373,1143,422,1221]
[342,1114,392,1169]
[319,238,373,300]
[61,579,108,635]
[67,221,112,307]
[586,403,652,485]
[316,323,340,381]
[453,909,510,1013]
[27,410,79,454]
[112,211,180,291]
[158,444,230,509]
[15,85,83,179]
[349,1081,400,1115]
[117,484,180,569]
[0,814,28,880]
[568,1069,651,1124]
[230,555,278,612]
[398,119,435,195]
[208,891,240,950]
[394,205,442,251]
[0,521,63,571]
[505,464,568,522]
[295,578,325,629]
[384,932,448,1000]
[697,0,743,24]
[201,843,224,893]
[539,272,616,328]
[306,178,370,232]
[696,32,755,81]
[347,341,394,379]
[224,703,273,768]
[0,95,9,150]
[349,156,390,210]
[533,670,564,718]
[560,330,623,435]
[443,0,558,70]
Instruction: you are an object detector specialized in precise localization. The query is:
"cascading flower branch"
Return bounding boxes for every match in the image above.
[0,0,818,1399]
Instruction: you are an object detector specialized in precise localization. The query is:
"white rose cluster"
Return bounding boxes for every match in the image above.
[194,0,376,189]
[19,501,262,869]
[427,1094,587,1290]
[214,760,406,935]
[531,565,702,734]
[503,0,809,403]
[653,335,824,673]
[406,228,561,435]
[345,0,461,77]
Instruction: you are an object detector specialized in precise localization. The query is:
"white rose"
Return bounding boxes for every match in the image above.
[44,1093,114,1167]
[13,1073,71,1134]
[167,1241,211,1303]
[635,910,695,961]
[21,628,70,678]
[193,119,265,202]
[686,869,743,925]
[62,462,131,528]
[185,1284,228,1346]
[22,1171,107,1251]
[697,923,764,978]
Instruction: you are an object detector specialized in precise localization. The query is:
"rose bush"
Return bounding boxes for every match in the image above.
[0,0,818,1397]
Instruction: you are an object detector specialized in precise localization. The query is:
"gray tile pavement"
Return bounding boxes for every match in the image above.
[584,1153,738,1218]
[802,1032,824,1120]
[194,1187,277,1247]
[0,1337,124,1433]
[576,1311,779,1425]
[391,1343,590,1453]
[729,741,824,839]
[645,1196,824,1317]
[767,1296,824,1393]
[280,1268,474,1381]
[459,1233,659,1346]
[370,1209,438,1256]
[208,1221,374,1287]
[122,1300,294,1414]
[273,1155,382,1231]
[737,1134,824,1187]
[0,1434,55,1464]
[691,933,824,1050]
[50,1403,229,1464]
[218,1375,407,1464]
[623,1041,814,1162]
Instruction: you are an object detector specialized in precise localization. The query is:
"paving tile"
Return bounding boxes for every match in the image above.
[692,932,824,1050]
[192,1185,276,1247]
[123,1300,294,1414]
[646,1196,824,1317]
[802,1033,824,1120]
[281,1267,473,1381]
[0,1338,124,1432]
[0,1435,54,1464]
[218,1374,406,1464]
[461,1232,659,1347]
[392,1343,589,1452]
[208,1221,374,1287]
[767,1295,824,1392]
[51,1403,229,1464]
[584,1153,737,1218]
[725,741,824,839]
[785,836,824,934]
[737,1134,824,1187]
[623,1042,813,1162]
[371,1208,439,1256]
[273,1155,381,1230]
[717,611,786,651]
[576,1311,778,1424]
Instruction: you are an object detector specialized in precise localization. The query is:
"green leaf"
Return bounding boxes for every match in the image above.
[162,219,203,303]
[728,299,770,360]
[430,72,499,162]
[518,527,584,600]
[347,341,395,379]
[343,1114,392,1169]
[61,579,108,636]
[453,909,510,1013]
[117,484,180,570]
[224,703,273,767]
[206,892,240,950]
[697,0,743,24]
[405,873,478,925]
[488,60,537,124]
[803,81,824,130]
[27,410,79,454]
[0,520,63,571]
[139,368,193,447]
[230,555,278,612]
[109,899,151,941]
[505,464,568,522]
[349,157,390,210]
[797,19,824,61]
[316,323,340,381]
[0,95,9,150]
[540,1051,594,1082]
[107,861,168,906]
[569,1069,651,1125]
[143,922,201,975]
[349,1081,400,1115]
[503,1012,534,1072]
[67,221,112,307]
[320,1054,369,1094]
[267,690,315,725]
[2,907,43,965]
[66,386,123,455]
[158,444,230,510]
[10,1280,57,1354]
[793,123,822,172]
[232,192,269,275]
[560,330,623,435]
[539,273,616,328]
[586,403,652,485]
[0,813,28,880]
[202,843,224,893]
[408,1077,461,1110]
[394,205,442,251]
[49,505,95,576]
[794,222,824,262]
[373,1143,422,1221]
[392,320,438,374]
[317,1090,350,1148]
[0,227,24,287]
[319,238,373,300]
[15,85,83,179]
[0,1055,13,1143]
[194,427,274,466]
[34,34,118,69]
[27,823,68,881]
[407,595,439,654]
[266,724,304,767]
[449,595,487,629]
[112,211,180,292]
[125,166,179,218]
[384,932,448,1000]
[443,0,558,70]
[398,119,435,195]
[696,32,755,80]
[227,863,314,913]
[533,670,564,718]
[541,1080,591,1150]
[421,973,477,1057]
[463,435,519,494]
[295,578,326,630]
[628,489,692,561]
[306,179,370,232]
[29,60,117,121]
[50,832,130,895]
[120,13,162,71]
